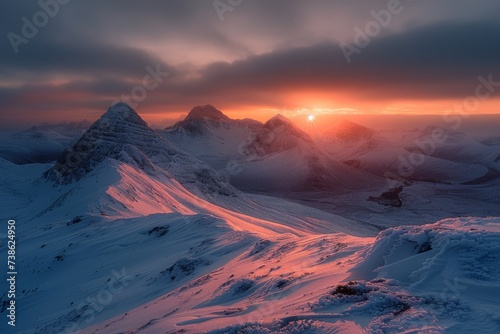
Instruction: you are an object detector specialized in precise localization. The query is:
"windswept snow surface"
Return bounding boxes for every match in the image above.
[80,218,500,334]
[348,217,500,334]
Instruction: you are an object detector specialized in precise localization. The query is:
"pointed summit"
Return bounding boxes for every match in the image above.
[185,105,229,121]
[245,114,314,156]
[105,102,138,114]
[80,102,159,149]
[263,114,314,144]
[45,103,172,184]
[97,102,150,132]
[167,104,233,136]
[264,113,295,129]
[264,114,309,136]
[332,120,374,143]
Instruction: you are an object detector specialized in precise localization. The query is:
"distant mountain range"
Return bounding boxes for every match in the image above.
[0,120,90,164]
[322,121,500,184]
[161,104,500,189]
[162,105,383,192]
[2,103,499,189]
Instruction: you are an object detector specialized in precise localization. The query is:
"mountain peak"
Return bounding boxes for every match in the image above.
[186,105,229,121]
[266,113,295,128]
[333,120,374,142]
[245,113,315,156]
[101,102,145,125]
[45,103,169,184]
[165,105,231,136]
[108,101,136,111]
[264,114,310,140]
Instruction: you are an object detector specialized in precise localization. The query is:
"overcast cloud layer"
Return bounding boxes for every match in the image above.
[1,0,500,127]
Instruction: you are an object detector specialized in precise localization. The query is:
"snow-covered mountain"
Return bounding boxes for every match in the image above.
[328,120,375,144]
[244,114,316,156]
[0,120,90,164]
[321,121,499,185]
[167,104,258,136]
[403,126,499,167]
[231,114,383,192]
[162,105,262,171]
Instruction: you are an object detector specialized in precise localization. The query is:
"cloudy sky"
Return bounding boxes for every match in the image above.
[1,0,500,128]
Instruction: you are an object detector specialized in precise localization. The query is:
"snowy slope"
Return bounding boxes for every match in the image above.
[482,135,500,147]
[0,151,374,334]
[0,171,498,333]
[348,217,500,333]
[78,217,500,334]
[403,126,500,168]
[0,121,90,164]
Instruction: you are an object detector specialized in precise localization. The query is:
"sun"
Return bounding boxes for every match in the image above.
[308,114,315,122]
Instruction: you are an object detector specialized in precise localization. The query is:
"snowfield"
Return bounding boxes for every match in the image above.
[1,103,499,333]
[78,217,499,334]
